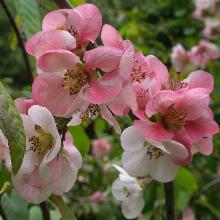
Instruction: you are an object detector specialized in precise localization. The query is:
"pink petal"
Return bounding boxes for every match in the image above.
[74,4,102,43]
[108,100,130,116]
[134,120,173,141]
[25,30,76,57]
[193,137,213,155]
[84,46,122,72]
[42,9,72,31]
[184,70,214,94]
[100,105,121,134]
[101,24,123,49]
[32,73,76,117]
[146,55,169,85]
[119,40,135,81]
[84,72,122,104]
[37,49,80,73]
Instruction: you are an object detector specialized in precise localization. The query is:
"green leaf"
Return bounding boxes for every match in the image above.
[1,190,29,220]
[176,190,191,212]
[69,0,86,6]
[29,206,43,220]
[175,167,198,193]
[143,183,157,212]
[69,125,90,155]
[0,83,25,174]
[14,0,41,38]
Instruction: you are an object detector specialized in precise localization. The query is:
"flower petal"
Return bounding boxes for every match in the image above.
[101,24,123,49]
[25,30,76,57]
[84,46,122,72]
[134,120,173,141]
[37,49,80,73]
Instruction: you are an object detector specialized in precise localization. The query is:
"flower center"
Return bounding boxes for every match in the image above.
[29,125,53,154]
[123,187,130,197]
[136,88,148,110]
[168,72,187,90]
[146,145,163,160]
[131,60,145,83]
[62,63,88,95]
[68,25,79,38]
[162,105,186,133]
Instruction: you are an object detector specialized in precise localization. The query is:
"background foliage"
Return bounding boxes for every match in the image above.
[0,0,220,219]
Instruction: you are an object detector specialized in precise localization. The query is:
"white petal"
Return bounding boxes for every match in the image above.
[150,153,179,182]
[121,126,145,152]
[121,195,145,219]
[162,140,188,161]
[122,149,153,177]
[112,178,129,201]
[28,105,61,163]
[53,158,78,195]
[113,164,136,183]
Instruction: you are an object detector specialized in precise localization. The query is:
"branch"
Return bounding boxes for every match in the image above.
[40,202,51,220]
[164,182,176,220]
[52,0,72,9]
[191,176,220,202]
[0,0,33,84]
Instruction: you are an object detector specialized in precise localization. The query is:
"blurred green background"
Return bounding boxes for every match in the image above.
[0,0,220,219]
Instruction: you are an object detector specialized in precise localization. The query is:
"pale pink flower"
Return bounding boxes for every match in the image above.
[188,40,219,68]
[171,44,189,72]
[193,0,216,20]
[89,191,106,202]
[121,126,189,182]
[203,17,220,39]
[135,89,219,156]
[182,207,195,220]
[12,132,82,204]
[112,165,145,219]
[92,139,111,159]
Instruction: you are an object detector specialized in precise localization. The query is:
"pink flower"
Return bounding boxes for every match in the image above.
[42,4,102,47]
[89,191,106,202]
[203,17,220,39]
[188,40,219,68]
[193,0,217,20]
[134,89,218,156]
[92,139,111,159]
[171,44,189,72]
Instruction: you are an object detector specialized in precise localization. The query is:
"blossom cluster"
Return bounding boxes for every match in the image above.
[193,0,220,39]
[0,3,219,219]
[171,40,219,71]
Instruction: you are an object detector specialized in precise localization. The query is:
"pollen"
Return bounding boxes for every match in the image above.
[80,104,98,122]
[123,187,130,197]
[62,63,88,95]
[162,104,186,133]
[147,145,163,160]
[131,60,145,83]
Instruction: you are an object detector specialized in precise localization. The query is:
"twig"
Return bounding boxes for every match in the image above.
[0,0,33,84]
[191,176,220,202]
[164,182,176,220]
[50,194,77,220]
[52,0,72,9]
[40,202,51,220]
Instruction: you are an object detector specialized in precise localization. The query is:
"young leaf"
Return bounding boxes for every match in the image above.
[14,0,41,38]
[69,126,90,155]
[0,83,25,174]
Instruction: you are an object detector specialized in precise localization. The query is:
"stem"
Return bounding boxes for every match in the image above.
[50,195,77,220]
[40,202,51,220]
[52,0,72,9]
[164,182,176,220]
[0,0,33,83]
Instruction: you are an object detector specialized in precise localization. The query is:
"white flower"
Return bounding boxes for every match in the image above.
[112,165,145,219]
[121,126,189,182]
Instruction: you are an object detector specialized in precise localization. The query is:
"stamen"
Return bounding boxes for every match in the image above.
[62,63,88,95]
[168,72,187,90]
[147,145,163,160]
[80,104,98,122]
[162,104,186,132]
[68,25,78,38]
[29,136,41,153]
[131,59,145,83]
[123,187,130,197]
